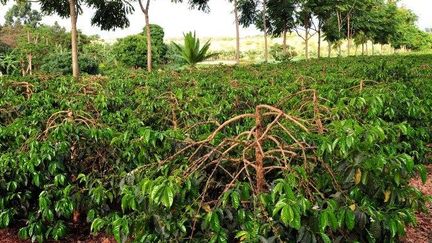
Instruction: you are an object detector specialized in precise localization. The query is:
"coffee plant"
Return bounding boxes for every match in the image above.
[0,54,431,242]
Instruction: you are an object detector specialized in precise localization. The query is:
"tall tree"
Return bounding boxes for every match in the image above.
[294,0,315,60]
[237,0,271,62]
[137,0,152,72]
[370,1,398,53]
[309,0,333,58]
[237,0,258,60]
[262,0,268,62]
[256,0,296,52]
[232,0,241,64]
[35,0,134,79]
[5,1,42,27]
[137,0,209,72]
[4,1,42,75]
[322,14,345,57]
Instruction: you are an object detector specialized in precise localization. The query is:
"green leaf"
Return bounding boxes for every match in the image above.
[417,165,427,184]
[210,212,221,232]
[87,209,96,223]
[281,205,294,226]
[327,211,338,230]
[113,219,122,243]
[272,200,287,216]
[320,233,332,243]
[404,155,414,172]
[345,209,356,230]
[161,186,174,208]
[90,218,105,233]
[319,211,328,232]
[231,191,240,209]
[389,219,397,237]
[18,227,28,240]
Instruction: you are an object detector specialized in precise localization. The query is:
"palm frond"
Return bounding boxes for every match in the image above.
[171,31,216,67]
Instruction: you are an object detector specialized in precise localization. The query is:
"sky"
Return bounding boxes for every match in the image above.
[0,0,430,42]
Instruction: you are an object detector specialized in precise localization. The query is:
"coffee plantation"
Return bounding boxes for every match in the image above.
[1,54,432,242]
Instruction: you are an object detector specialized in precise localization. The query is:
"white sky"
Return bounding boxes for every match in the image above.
[0,0,430,41]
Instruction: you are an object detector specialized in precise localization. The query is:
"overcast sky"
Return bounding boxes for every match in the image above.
[0,0,430,41]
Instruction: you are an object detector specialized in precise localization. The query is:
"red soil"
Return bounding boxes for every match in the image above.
[402,165,432,243]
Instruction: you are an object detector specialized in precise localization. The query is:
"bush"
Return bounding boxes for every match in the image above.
[40,51,99,75]
[112,24,168,68]
[0,42,11,56]
[270,44,297,62]
[1,55,431,242]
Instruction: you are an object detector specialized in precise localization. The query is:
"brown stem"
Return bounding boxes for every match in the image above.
[255,106,265,193]
[313,90,324,134]
[69,0,80,79]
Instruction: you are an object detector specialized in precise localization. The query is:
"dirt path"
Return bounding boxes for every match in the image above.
[403,165,432,243]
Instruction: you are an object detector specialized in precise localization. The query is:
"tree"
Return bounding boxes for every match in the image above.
[4,1,42,75]
[135,0,210,72]
[256,0,296,53]
[4,1,42,27]
[389,7,430,51]
[369,1,397,54]
[35,0,134,79]
[232,0,241,64]
[137,0,152,72]
[113,24,167,68]
[237,0,273,62]
[309,0,333,58]
[294,0,316,60]
[262,0,269,62]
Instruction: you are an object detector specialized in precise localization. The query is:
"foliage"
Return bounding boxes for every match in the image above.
[1,54,431,242]
[171,31,217,67]
[0,42,12,56]
[36,0,134,31]
[4,2,42,28]
[113,24,168,69]
[40,51,99,75]
[270,43,297,62]
[256,0,296,37]
[0,50,19,75]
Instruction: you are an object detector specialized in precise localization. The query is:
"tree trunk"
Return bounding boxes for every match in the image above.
[69,0,79,79]
[139,0,152,72]
[26,31,32,76]
[317,22,321,58]
[145,14,152,72]
[305,28,309,60]
[365,42,368,55]
[234,0,240,64]
[282,28,287,52]
[347,14,351,56]
[328,41,331,58]
[262,0,268,62]
[362,43,364,55]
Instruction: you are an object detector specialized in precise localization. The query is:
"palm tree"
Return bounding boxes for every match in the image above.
[172,32,217,67]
